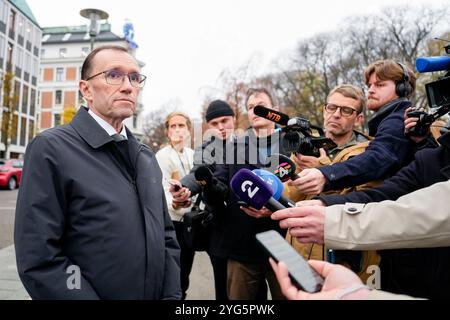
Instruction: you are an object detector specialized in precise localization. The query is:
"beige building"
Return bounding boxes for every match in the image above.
[0,0,41,158]
[39,22,145,140]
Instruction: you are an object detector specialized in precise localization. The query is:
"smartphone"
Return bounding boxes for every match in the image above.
[256,230,324,293]
[167,179,181,192]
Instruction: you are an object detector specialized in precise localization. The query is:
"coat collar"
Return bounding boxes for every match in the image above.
[368,98,411,136]
[70,106,139,150]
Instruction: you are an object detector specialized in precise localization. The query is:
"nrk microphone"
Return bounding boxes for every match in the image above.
[254,105,290,126]
[230,168,286,212]
[268,153,300,182]
[252,169,296,208]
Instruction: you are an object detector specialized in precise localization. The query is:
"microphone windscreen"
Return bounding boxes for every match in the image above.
[194,165,213,183]
[230,168,274,210]
[268,153,297,182]
[416,56,450,73]
[252,169,283,200]
[253,105,290,126]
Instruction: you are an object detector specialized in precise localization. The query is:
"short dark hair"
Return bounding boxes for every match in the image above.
[81,45,129,80]
[245,88,275,109]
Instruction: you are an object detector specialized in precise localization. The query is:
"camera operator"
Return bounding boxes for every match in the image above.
[283,84,381,282]
[291,60,433,196]
[275,122,450,298]
[169,100,236,300]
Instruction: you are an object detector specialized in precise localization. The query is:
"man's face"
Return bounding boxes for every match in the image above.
[167,115,190,144]
[207,115,235,140]
[323,92,363,139]
[80,49,141,124]
[366,73,399,111]
[247,93,277,131]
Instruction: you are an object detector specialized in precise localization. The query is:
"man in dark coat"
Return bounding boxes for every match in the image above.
[290,60,422,195]
[14,45,181,300]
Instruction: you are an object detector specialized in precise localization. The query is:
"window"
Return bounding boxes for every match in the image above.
[55,90,62,105]
[20,116,26,146]
[0,35,5,66]
[0,1,8,23]
[59,48,67,58]
[14,80,20,110]
[30,88,35,116]
[8,9,16,38]
[28,119,34,141]
[56,67,64,81]
[81,47,89,57]
[54,113,61,126]
[40,48,45,58]
[22,84,28,113]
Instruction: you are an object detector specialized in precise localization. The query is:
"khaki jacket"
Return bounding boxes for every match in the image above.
[284,137,382,282]
[325,180,450,250]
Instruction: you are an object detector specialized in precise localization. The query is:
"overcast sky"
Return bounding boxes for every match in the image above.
[27,0,448,120]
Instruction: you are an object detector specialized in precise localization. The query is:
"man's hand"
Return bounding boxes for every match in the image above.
[271,206,325,244]
[269,259,369,300]
[288,168,326,195]
[296,199,325,207]
[293,149,326,170]
[241,206,273,219]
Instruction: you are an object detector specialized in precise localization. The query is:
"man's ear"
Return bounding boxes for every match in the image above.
[79,80,92,104]
[354,113,364,127]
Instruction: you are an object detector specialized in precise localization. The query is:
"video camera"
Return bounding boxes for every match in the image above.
[407,42,450,137]
[253,106,337,157]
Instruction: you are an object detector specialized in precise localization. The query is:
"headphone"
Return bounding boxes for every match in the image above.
[395,62,413,98]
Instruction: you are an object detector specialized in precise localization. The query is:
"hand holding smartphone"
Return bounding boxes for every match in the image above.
[256,230,324,293]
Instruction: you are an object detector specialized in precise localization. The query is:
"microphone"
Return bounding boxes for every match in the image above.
[194,165,213,186]
[252,169,296,208]
[230,168,286,212]
[267,153,300,182]
[416,56,450,73]
[194,165,228,205]
[254,105,290,126]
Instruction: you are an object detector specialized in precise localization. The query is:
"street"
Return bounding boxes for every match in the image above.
[0,189,214,300]
[0,189,18,250]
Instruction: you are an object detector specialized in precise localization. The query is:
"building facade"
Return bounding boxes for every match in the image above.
[39,22,145,140]
[0,0,41,159]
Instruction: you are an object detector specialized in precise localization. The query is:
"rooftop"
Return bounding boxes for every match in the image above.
[42,23,123,44]
[9,0,40,28]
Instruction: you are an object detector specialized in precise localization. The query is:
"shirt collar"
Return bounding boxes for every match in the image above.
[88,109,128,139]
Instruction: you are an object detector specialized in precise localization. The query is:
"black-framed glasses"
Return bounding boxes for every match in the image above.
[86,69,147,88]
[324,103,358,117]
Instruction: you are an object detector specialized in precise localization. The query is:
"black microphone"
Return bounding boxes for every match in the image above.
[194,165,228,205]
[268,153,300,182]
[254,105,291,126]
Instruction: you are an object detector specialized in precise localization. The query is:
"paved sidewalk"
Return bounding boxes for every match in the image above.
[0,245,29,300]
[0,245,214,300]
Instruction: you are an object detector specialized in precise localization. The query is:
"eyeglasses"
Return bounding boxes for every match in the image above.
[324,103,358,117]
[86,69,147,88]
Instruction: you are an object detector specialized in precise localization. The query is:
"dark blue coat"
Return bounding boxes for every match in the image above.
[14,107,181,299]
[319,99,416,190]
[320,132,450,299]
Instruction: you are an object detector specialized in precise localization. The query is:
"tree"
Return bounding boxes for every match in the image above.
[63,106,77,124]
[1,72,19,158]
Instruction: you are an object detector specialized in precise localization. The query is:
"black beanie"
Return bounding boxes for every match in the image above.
[205,100,235,122]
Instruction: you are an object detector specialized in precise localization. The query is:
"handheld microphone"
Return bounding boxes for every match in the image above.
[194,165,228,205]
[252,169,296,208]
[268,153,300,182]
[230,168,286,212]
[416,56,450,73]
[194,165,213,186]
[254,105,290,126]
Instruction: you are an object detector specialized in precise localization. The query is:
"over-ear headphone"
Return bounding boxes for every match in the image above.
[395,62,413,98]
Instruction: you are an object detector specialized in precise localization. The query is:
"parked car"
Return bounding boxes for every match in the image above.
[0,159,23,190]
